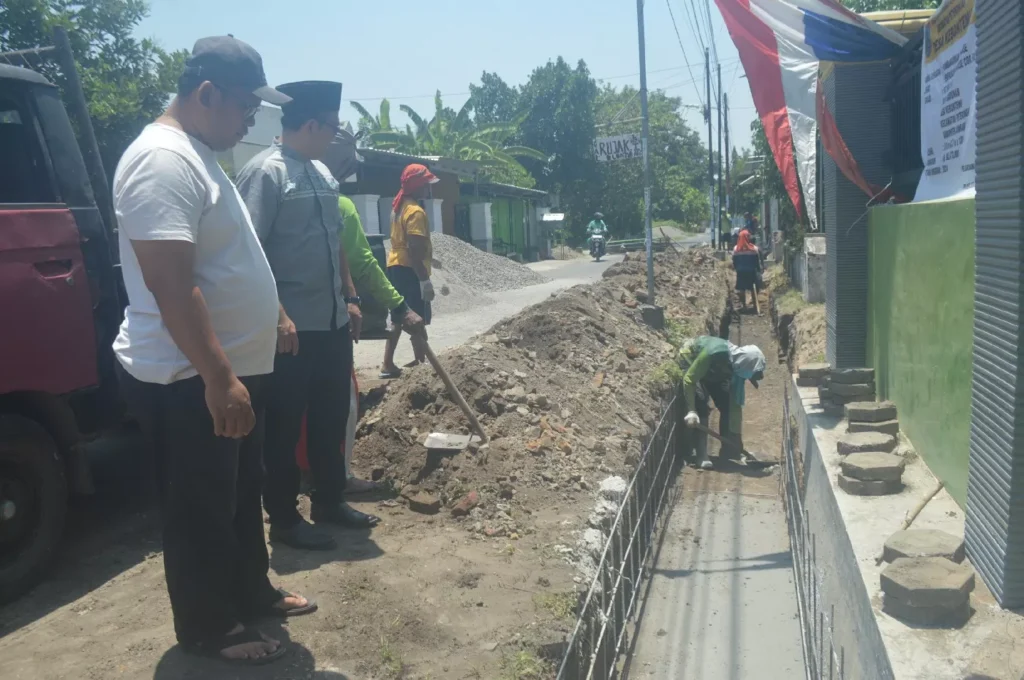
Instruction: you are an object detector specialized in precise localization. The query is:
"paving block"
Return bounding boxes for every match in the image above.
[798,363,830,380]
[841,452,906,482]
[880,557,976,608]
[831,368,875,385]
[823,404,845,417]
[848,419,900,437]
[838,474,903,496]
[797,376,820,387]
[837,432,898,455]
[818,387,832,402]
[833,392,869,405]
[831,382,876,398]
[882,529,966,564]
[882,593,972,627]
[845,401,898,423]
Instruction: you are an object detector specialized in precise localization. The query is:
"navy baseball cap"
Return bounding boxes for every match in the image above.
[184,36,291,106]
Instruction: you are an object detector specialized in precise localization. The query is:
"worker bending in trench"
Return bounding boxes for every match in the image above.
[677,336,766,470]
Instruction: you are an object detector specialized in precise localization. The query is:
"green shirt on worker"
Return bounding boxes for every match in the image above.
[678,336,743,435]
[338,195,405,313]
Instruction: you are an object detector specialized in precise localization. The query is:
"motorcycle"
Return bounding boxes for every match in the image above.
[590,234,606,262]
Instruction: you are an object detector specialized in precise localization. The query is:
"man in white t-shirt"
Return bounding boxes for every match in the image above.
[112,36,314,666]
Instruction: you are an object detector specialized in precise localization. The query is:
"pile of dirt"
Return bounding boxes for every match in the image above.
[352,246,728,542]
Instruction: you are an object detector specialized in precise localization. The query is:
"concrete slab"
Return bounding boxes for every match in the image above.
[883,529,966,564]
[832,368,875,384]
[838,473,903,496]
[831,382,876,397]
[799,363,830,379]
[880,557,975,607]
[626,490,804,679]
[848,419,901,437]
[837,432,898,455]
[841,453,906,482]
[845,401,898,422]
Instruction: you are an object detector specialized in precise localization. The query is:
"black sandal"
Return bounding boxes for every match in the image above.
[185,626,287,666]
[267,587,318,618]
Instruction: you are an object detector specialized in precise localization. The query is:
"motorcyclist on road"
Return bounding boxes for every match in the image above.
[586,212,609,243]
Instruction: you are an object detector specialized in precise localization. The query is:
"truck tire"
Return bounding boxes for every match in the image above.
[0,413,68,604]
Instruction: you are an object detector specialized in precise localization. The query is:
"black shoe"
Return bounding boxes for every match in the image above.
[311,502,381,529]
[269,519,337,550]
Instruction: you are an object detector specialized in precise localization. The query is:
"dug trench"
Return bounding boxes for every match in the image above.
[0,248,731,680]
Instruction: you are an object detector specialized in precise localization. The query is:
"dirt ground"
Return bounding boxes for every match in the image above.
[0,249,728,680]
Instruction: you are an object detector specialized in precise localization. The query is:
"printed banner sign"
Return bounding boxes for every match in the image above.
[593,133,643,162]
[915,0,976,201]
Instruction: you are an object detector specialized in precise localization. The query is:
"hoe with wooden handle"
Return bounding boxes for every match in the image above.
[417,336,488,448]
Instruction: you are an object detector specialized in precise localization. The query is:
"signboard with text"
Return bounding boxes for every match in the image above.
[594,133,643,162]
[915,0,976,202]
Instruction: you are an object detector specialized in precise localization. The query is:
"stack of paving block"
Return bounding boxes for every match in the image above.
[880,531,974,626]
[795,363,839,414]
[827,368,876,415]
[836,401,904,495]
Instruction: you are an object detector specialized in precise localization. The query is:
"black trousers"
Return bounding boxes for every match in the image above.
[117,365,279,647]
[263,326,353,528]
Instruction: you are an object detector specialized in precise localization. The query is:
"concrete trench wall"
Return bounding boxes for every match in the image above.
[788,384,895,680]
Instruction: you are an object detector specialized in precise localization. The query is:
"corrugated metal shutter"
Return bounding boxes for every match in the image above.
[823,62,892,368]
[965,0,1024,608]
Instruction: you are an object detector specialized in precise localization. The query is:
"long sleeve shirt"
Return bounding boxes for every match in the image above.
[337,196,404,311]
[235,142,348,332]
[678,336,743,435]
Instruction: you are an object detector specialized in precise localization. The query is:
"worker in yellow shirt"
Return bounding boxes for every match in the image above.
[380,163,437,378]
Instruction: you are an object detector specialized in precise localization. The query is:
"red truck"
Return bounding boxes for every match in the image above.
[0,29,127,603]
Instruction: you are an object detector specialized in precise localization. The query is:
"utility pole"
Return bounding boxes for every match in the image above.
[717,63,724,248]
[724,93,731,219]
[706,48,715,249]
[636,0,655,305]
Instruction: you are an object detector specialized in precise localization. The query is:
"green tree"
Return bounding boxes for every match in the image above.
[516,58,601,242]
[362,92,545,187]
[350,98,395,135]
[0,0,188,175]
[468,71,521,127]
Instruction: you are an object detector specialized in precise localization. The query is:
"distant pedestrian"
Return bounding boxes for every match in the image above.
[112,36,314,665]
[380,163,438,378]
[732,229,762,310]
[236,80,379,553]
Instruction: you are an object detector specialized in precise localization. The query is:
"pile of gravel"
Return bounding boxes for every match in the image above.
[430,267,495,316]
[431,233,549,292]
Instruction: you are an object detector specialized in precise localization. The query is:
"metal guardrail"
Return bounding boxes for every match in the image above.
[556,396,680,679]
[782,384,846,680]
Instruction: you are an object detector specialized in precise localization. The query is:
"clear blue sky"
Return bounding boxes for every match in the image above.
[139,0,758,147]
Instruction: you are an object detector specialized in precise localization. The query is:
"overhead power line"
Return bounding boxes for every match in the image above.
[665,0,706,108]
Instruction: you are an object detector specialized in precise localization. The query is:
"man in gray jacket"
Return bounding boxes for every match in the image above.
[236,80,379,551]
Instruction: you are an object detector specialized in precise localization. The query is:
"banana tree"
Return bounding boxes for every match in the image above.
[361,91,547,185]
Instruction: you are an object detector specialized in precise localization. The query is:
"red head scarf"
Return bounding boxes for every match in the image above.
[734,229,757,253]
[392,163,439,214]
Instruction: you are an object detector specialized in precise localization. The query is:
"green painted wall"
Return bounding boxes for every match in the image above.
[867,198,974,507]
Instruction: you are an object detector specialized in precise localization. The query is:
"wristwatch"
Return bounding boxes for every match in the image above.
[344,295,361,306]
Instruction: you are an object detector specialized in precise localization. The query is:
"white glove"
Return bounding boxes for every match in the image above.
[684,411,700,428]
[420,279,435,302]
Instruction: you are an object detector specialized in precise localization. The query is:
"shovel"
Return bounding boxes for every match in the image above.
[416,336,488,448]
[691,422,775,469]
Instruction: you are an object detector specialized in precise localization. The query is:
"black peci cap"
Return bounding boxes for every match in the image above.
[184,36,291,105]
[277,81,343,119]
